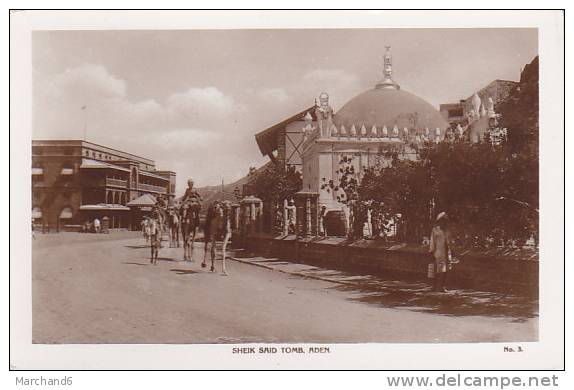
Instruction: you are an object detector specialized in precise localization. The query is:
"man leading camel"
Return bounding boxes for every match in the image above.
[180,178,202,261]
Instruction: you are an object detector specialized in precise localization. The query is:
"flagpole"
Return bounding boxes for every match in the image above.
[82,105,87,141]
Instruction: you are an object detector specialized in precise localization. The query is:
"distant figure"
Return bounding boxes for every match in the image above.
[93,218,101,233]
[286,199,296,234]
[429,212,454,292]
[141,218,150,243]
[319,206,327,237]
[152,206,164,237]
[149,216,161,265]
[157,195,167,210]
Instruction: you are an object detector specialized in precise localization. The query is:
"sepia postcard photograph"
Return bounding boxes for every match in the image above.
[9,9,565,370]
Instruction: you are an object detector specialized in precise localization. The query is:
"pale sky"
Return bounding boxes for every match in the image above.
[33,28,537,194]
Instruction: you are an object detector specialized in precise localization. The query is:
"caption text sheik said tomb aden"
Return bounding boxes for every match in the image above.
[232,346,331,354]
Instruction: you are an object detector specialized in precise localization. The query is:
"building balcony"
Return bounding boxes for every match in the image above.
[106,178,128,187]
[89,178,128,188]
[137,183,167,194]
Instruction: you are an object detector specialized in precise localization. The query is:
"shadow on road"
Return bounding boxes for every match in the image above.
[122,262,149,266]
[232,249,538,321]
[157,257,179,262]
[170,269,200,275]
[124,244,149,249]
[335,281,538,320]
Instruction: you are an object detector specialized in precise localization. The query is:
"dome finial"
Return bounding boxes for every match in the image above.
[376,46,400,90]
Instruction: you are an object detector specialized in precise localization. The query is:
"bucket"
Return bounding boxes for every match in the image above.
[427,263,435,279]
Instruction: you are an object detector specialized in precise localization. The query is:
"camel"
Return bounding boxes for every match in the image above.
[202,200,232,275]
[167,208,181,248]
[180,202,200,261]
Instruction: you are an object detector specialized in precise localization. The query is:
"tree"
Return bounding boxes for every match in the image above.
[248,164,302,204]
[323,137,537,246]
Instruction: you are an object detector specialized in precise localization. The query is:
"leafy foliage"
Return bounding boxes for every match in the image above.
[324,137,538,246]
[248,164,302,204]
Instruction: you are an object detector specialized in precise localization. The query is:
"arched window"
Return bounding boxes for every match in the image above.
[107,192,113,204]
[59,207,73,219]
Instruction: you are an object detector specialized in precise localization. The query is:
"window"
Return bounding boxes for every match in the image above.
[448,108,464,118]
[59,207,73,219]
[32,206,42,219]
[60,163,74,175]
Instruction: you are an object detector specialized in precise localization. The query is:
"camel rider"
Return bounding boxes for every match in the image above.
[180,178,202,227]
[156,194,167,210]
[182,178,202,208]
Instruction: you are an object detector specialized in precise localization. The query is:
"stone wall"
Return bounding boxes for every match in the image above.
[241,234,538,296]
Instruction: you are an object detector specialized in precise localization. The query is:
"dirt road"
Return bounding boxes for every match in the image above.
[32,232,537,344]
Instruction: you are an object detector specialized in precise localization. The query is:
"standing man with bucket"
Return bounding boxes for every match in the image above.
[429,212,454,292]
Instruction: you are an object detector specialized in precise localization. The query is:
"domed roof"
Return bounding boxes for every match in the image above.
[334,87,449,131]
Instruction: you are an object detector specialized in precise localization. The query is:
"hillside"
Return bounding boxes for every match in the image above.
[192,162,272,207]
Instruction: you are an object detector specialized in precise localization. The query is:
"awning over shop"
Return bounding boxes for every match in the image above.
[80,158,130,172]
[127,194,157,207]
[32,207,42,219]
[32,168,44,175]
[79,204,131,211]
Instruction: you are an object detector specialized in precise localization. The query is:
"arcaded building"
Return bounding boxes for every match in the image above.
[32,140,176,231]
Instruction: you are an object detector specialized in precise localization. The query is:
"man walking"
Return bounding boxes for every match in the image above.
[429,212,454,292]
[93,218,101,233]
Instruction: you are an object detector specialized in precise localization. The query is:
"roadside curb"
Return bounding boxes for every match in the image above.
[229,256,356,287]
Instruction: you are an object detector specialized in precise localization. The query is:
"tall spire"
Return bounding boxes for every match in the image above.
[376,46,400,90]
[384,45,393,79]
